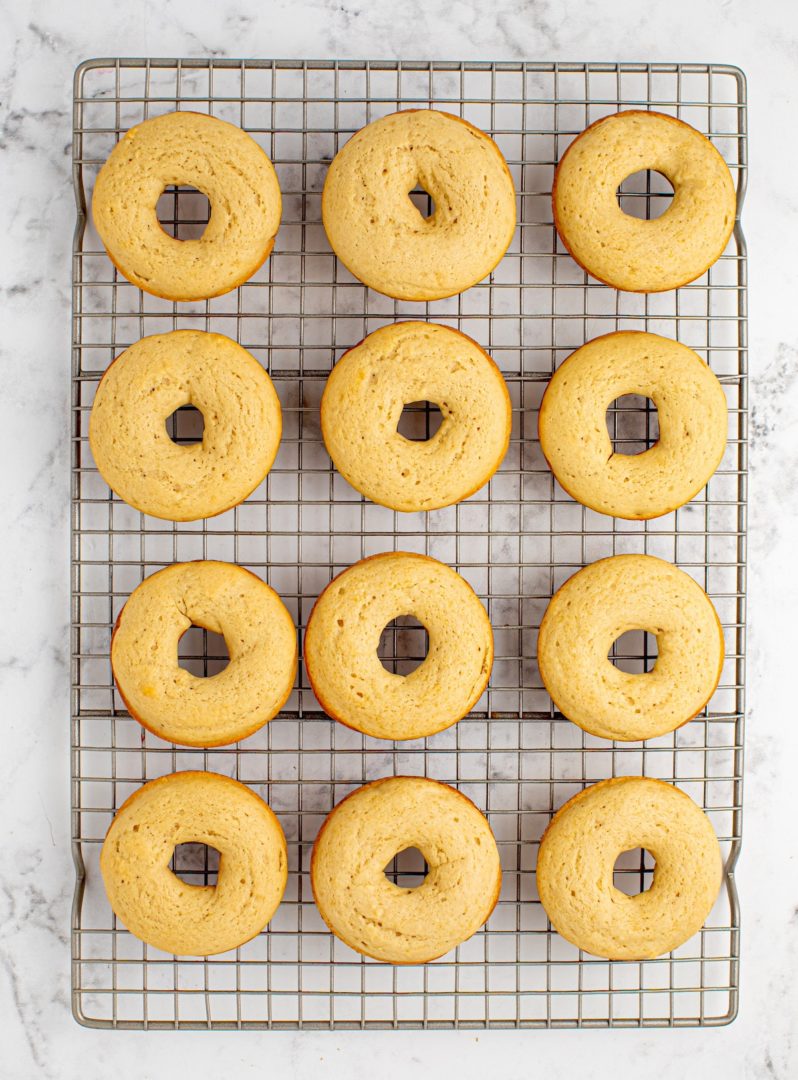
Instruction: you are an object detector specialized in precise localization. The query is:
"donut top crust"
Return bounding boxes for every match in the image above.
[100,770,287,956]
[538,331,728,520]
[310,776,502,963]
[92,110,282,301]
[111,561,297,747]
[321,321,512,512]
[303,552,493,741]
[552,110,736,292]
[536,776,722,960]
[537,554,725,742]
[322,109,517,301]
[89,330,282,522]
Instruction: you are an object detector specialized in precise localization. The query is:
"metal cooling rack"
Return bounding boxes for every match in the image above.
[71,59,747,1030]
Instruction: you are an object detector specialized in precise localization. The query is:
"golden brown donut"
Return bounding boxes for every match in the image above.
[537,554,724,741]
[538,331,728,520]
[321,322,512,512]
[537,777,723,960]
[100,771,287,956]
[553,111,736,292]
[89,330,282,522]
[322,109,516,300]
[311,776,502,963]
[112,561,297,747]
[303,552,493,741]
[92,111,281,300]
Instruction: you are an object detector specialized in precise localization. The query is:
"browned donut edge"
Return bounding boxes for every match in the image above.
[538,774,713,853]
[100,236,277,303]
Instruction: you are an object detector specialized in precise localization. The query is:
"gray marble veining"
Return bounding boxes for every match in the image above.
[1,0,797,1077]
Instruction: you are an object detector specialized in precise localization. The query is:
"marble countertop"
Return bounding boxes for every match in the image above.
[2,0,797,1076]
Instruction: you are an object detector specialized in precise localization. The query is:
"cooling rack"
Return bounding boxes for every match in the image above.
[71,59,747,1029]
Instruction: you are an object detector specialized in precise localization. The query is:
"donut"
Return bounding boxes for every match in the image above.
[89,330,282,522]
[552,111,736,292]
[311,776,502,963]
[111,561,297,747]
[100,771,287,956]
[304,552,492,741]
[321,322,512,512]
[92,111,281,301]
[536,777,722,960]
[537,554,724,742]
[538,331,728,520]
[322,109,516,300]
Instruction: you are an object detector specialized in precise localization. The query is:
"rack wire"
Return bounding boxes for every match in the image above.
[71,59,747,1030]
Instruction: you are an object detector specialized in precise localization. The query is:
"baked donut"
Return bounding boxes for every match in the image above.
[322,109,516,300]
[553,110,736,292]
[112,561,297,747]
[321,322,512,512]
[304,552,492,741]
[538,331,728,520]
[537,554,724,742]
[100,771,287,956]
[92,111,281,301]
[536,776,722,960]
[89,330,282,522]
[311,776,502,963]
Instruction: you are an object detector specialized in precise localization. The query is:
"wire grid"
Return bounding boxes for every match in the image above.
[70,59,747,1030]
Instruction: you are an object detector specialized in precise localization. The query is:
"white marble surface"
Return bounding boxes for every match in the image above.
[2,0,797,1076]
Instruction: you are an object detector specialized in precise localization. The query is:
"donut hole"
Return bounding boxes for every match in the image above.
[171,842,220,886]
[613,847,655,896]
[165,404,205,446]
[383,846,429,889]
[397,401,444,442]
[616,170,674,221]
[178,626,230,677]
[156,185,211,240]
[378,615,429,675]
[608,630,658,674]
[408,185,436,221]
[606,394,659,456]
